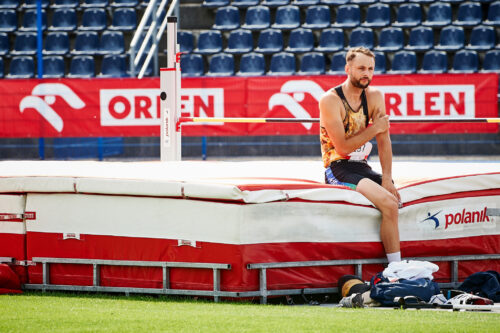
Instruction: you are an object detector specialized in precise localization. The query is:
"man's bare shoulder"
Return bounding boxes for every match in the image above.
[365,86,383,99]
[319,88,341,106]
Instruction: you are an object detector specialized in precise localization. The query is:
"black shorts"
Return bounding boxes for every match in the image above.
[325,160,382,189]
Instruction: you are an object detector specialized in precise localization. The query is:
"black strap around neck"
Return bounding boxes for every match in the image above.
[334,85,369,128]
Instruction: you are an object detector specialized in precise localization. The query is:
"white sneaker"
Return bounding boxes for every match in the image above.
[339,293,364,308]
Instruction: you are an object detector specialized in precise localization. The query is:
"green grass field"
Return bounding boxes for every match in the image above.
[0,292,498,333]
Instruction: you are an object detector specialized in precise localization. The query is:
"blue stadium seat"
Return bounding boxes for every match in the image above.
[299,52,325,75]
[285,28,314,53]
[7,56,35,78]
[109,8,137,31]
[11,33,37,56]
[242,6,271,30]
[255,29,283,54]
[0,0,18,9]
[53,0,79,8]
[208,53,234,76]
[180,53,205,77]
[422,2,452,27]
[466,26,496,51]
[42,56,65,78]
[22,0,49,9]
[451,50,478,73]
[420,50,448,74]
[272,5,301,30]
[441,0,465,3]
[374,51,386,74]
[194,30,223,54]
[362,4,391,28]
[0,33,9,56]
[393,3,422,28]
[72,31,100,55]
[268,52,296,75]
[178,31,194,53]
[435,26,465,51]
[388,50,417,74]
[20,9,47,32]
[485,1,500,26]
[202,0,230,8]
[328,51,346,75]
[81,0,109,7]
[453,2,482,26]
[80,8,107,31]
[225,29,253,54]
[43,32,70,56]
[292,0,320,6]
[261,0,290,7]
[320,0,348,4]
[482,49,500,72]
[232,0,259,8]
[49,8,77,31]
[332,5,360,28]
[303,5,331,29]
[375,27,403,52]
[110,0,139,7]
[350,0,376,4]
[135,55,154,77]
[348,27,374,49]
[0,10,17,33]
[380,0,406,3]
[68,56,95,78]
[315,28,344,52]
[0,57,3,78]
[100,54,128,77]
[237,52,266,76]
[100,30,125,54]
[212,6,240,30]
[405,26,433,52]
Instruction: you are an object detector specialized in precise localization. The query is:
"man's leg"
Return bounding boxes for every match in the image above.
[356,178,400,255]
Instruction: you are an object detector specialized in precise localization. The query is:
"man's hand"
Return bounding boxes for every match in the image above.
[382,177,401,206]
[372,110,390,134]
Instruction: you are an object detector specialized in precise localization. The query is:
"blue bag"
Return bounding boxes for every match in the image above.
[458,270,500,302]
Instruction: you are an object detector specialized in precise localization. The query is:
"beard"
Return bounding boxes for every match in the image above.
[350,76,371,89]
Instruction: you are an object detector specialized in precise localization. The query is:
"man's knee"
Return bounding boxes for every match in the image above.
[379,193,399,219]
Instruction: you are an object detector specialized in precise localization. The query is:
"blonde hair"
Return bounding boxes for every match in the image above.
[346,47,375,63]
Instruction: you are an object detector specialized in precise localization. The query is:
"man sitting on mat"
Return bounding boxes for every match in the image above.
[319,47,402,264]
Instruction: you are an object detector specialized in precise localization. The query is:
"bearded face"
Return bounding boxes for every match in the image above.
[346,54,375,89]
[350,75,371,89]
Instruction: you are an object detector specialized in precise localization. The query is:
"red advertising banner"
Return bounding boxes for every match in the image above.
[0,74,497,138]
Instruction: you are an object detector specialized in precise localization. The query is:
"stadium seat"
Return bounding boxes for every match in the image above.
[202,0,230,8]
[422,2,452,27]
[80,8,108,31]
[466,26,496,51]
[237,52,266,76]
[451,50,478,73]
[388,50,416,74]
[420,50,448,74]
[435,26,465,51]
[380,0,405,3]
[109,8,137,31]
[350,0,376,4]
[392,3,422,28]
[332,5,360,28]
[320,0,348,4]
[43,32,70,56]
[292,0,320,6]
[135,55,154,77]
[272,5,301,30]
[242,6,271,30]
[22,0,49,8]
[315,28,344,52]
[405,26,433,52]
[0,57,3,78]
[81,0,108,7]
[303,5,331,29]
[441,0,465,3]
[100,30,125,54]
[100,54,128,77]
[207,53,234,76]
[261,0,290,7]
[7,56,35,79]
[212,6,240,30]
[482,49,500,72]
[11,33,37,56]
[180,53,205,77]
[408,0,434,3]
[0,0,18,9]
[42,56,65,78]
[374,51,386,74]
[328,51,346,75]
[485,1,500,26]
[255,29,284,54]
[110,0,139,7]
[232,0,259,8]
[68,56,96,78]
[0,33,9,56]
[49,8,77,31]
[348,27,374,49]
[375,27,403,52]
[178,31,194,53]
[194,30,223,54]
[285,28,314,53]
[453,2,482,27]
[225,29,253,54]
[53,0,79,8]
[299,52,325,75]
[0,10,17,33]
[20,9,47,32]
[268,52,296,75]
[362,4,391,28]
[72,31,101,55]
